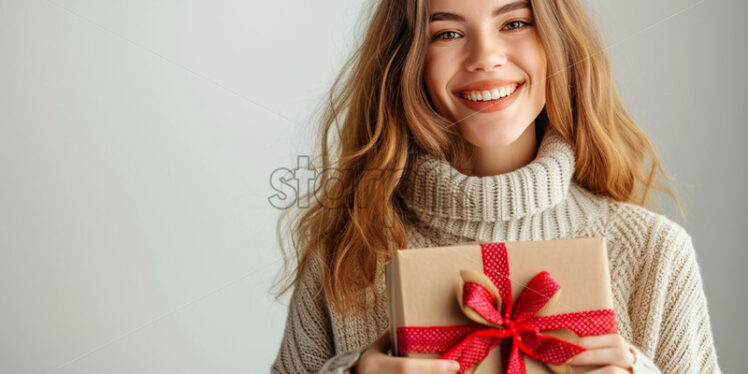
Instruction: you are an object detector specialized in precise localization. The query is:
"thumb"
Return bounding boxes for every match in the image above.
[381,357,461,374]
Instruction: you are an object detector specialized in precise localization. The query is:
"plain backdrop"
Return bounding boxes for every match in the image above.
[0,0,745,373]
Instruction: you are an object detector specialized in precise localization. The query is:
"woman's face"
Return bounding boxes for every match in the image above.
[424,0,547,148]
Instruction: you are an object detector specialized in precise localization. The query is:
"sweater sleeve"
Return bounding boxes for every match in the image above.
[630,221,722,373]
[270,257,336,374]
[629,344,662,373]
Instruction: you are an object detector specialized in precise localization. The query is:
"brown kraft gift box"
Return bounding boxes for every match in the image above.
[384,237,617,374]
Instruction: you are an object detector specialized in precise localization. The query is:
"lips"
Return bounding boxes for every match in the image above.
[453,79,524,95]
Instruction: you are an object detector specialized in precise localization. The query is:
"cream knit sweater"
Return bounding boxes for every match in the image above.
[270,127,722,373]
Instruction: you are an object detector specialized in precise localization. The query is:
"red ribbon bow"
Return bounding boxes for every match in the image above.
[397,242,617,374]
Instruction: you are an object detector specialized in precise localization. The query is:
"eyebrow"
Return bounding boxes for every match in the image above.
[429,0,531,22]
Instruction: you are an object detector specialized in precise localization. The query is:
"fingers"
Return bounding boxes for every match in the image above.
[569,347,634,367]
[576,334,627,349]
[358,330,461,374]
[377,357,460,374]
[358,354,460,374]
[569,334,634,370]
[583,366,632,374]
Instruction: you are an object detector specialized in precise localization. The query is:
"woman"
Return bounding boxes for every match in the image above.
[270,0,721,373]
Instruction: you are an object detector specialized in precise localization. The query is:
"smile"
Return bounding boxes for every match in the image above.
[455,81,525,113]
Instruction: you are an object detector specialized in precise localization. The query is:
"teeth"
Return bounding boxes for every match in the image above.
[460,83,519,102]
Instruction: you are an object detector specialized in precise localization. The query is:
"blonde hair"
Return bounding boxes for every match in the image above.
[270,0,686,316]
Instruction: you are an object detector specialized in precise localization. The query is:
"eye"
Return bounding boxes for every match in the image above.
[503,20,532,31]
[431,30,462,42]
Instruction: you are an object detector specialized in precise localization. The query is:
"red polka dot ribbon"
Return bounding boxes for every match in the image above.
[396,242,618,374]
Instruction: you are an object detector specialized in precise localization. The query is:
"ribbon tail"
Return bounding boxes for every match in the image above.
[439,334,498,374]
[505,338,527,374]
[518,330,585,365]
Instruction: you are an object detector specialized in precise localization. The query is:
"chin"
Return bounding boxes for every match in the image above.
[458,123,526,148]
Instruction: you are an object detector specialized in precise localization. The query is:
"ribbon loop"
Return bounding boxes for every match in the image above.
[458,269,505,327]
[512,271,561,320]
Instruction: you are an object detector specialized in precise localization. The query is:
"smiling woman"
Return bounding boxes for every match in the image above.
[269,0,722,373]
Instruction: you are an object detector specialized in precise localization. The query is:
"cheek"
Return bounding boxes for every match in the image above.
[423,59,449,107]
[423,64,437,97]
[424,56,442,91]
[528,40,547,85]
[516,39,548,103]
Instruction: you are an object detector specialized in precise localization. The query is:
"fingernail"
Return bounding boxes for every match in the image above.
[564,357,574,364]
[447,360,460,371]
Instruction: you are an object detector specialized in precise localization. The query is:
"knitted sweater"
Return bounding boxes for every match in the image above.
[270,127,722,373]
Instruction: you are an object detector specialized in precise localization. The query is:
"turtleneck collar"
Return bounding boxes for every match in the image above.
[399,126,576,223]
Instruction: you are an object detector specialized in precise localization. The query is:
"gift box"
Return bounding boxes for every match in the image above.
[385,237,618,374]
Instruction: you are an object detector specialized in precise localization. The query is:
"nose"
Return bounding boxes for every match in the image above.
[464,31,508,72]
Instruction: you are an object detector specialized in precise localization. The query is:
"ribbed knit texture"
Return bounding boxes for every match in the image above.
[270,127,722,373]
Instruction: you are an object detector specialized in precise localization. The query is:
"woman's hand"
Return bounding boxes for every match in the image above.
[355,330,461,374]
[567,334,636,373]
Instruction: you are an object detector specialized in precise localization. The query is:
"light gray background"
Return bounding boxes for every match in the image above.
[0,0,744,373]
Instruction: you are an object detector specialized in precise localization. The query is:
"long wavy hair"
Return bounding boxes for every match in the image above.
[270,0,686,316]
